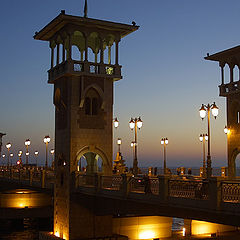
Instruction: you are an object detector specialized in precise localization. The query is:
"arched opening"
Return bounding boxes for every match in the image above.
[235,154,240,176]
[76,152,104,174]
[88,32,100,64]
[84,88,101,116]
[103,34,115,64]
[96,154,103,172]
[77,156,87,172]
[72,45,81,61]
[224,64,230,83]
[233,65,239,82]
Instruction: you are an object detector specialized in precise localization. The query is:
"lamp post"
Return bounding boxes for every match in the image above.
[199,134,208,178]
[161,138,168,174]
[34,151,39,168]
[18,151,23,166]
[24,139,30,166]
[6,143,11,169]
[51,149,54,169]
[43,136,50,169]
[2,154,5,167]
[10,153,14,167]
[199,102,219,178]
[129,117,143,175]
[117,138,122,153]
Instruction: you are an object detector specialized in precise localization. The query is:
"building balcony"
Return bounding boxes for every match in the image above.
[48,60,122,83]
[219,81,240,96]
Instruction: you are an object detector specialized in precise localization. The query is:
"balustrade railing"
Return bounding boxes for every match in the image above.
[150,178,159,195]
[169,179,208,200]
[2,167,240,211]
[76,174,95,188]
[129,177,145,193]
[48,60,120,82]
[101,175,123,190]
[221,181,240,203]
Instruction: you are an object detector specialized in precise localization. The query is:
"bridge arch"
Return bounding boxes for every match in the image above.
[74,146,110,174]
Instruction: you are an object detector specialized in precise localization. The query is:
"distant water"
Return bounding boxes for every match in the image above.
[139,167,239,176]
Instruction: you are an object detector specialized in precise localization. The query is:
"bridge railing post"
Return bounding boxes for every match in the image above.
[158,175,169,201]
[18,169,21,182]
[41,169,46,188]
[95,173,101,191]
[29,169,33,186]
[10,168,13,179]
[120,174,130,196]
[208,177,221,210]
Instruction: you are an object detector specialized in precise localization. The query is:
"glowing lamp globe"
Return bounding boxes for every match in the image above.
[6,143,11,149]
[199,104,206,119]
[113,118,119,128]
[205,134,208,141]
[25,139,31,146]
[129,118,135,130]
[137,117,143,129]
[117,138,122,145]
[44,136,51,143]
[211,102,219,119]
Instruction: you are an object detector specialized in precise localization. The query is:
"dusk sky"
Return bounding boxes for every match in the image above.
[1,0,239,168]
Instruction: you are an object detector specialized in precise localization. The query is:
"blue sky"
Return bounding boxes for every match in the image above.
[1,0,239,167]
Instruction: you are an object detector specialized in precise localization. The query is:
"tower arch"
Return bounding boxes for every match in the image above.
[74,145,110,174]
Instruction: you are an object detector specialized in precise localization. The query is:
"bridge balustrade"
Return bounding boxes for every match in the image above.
[75,173,96,188]
[168,179,208,200]
[3,168,240,214]
[129,177,145,193]
[221,181,240,203]
[101,175,123,191]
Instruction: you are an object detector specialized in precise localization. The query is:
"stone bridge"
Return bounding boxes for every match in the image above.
[0,167,240,226]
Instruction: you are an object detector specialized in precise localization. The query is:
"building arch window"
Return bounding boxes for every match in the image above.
[84,88,101,116]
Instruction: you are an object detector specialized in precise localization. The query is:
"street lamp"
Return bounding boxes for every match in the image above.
[18,151,23,166]
[129,117,143,175]
[24,139,30,165]
[117,138,122,153]
[113,117,119,128]
[6,143,11,168]
[199,102,219,178]
[43,135,50,169]
[224,125,230,135]
[161,138,168,174]
[10,153,14,166]
[199,134,208,178]
[50,149,54,169]
[2,154,5,167]
[34,151,39,168]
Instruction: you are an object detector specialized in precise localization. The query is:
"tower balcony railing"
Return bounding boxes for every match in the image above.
[219,80,240,96]
[48,60,122,83]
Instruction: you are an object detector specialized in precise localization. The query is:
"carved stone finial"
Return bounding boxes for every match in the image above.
[84,0,88,18]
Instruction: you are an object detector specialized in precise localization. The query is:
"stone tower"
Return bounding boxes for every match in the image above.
[205,46,240,178]
[34,10,138,240]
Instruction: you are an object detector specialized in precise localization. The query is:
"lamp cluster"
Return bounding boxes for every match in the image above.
[1,136,54,169]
